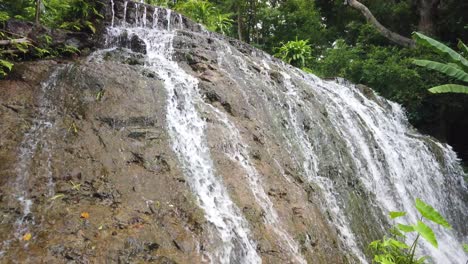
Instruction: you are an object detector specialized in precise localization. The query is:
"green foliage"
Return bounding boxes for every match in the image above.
[390,212,407,219]
[413,32,468,69]
[370,199,452,264]
[413,221,438,248]
[275,38,312,68]
[175,0,233,34]
[397,224,415,233]
[414,198,451,228]
[412,32,468,94]
[463,243,468,253]
[0,11,10,24]
[208,12,234,35]
[0,0,104,78]
[413,60,468,82]
[429,84,468,94]
[0,59,14,77]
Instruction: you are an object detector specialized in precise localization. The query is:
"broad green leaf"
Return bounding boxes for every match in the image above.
[414,221,438,248]
[415,199,452,228]
[413,32,468,69]
[397,223,415,233]
[429,84,468,94]
[447,63,462,69]
[416,256,428,264]
[389,211,407,219]
[388,238,409,249]
[413,60,468,82]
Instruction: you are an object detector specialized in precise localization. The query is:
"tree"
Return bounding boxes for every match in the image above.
[35,0,42,25]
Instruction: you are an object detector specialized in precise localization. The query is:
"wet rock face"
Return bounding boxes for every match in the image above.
[0,30,347,264]
[0,58,208,263]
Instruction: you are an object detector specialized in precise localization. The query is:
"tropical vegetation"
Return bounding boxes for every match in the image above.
[412,32,468,94]
[370,199,452,264]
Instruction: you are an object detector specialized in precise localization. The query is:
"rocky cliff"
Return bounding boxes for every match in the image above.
[0,1,467,263]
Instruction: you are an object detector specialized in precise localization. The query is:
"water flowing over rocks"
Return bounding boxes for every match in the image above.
[0,0,467,263]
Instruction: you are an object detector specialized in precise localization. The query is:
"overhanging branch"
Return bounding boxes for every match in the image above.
[345,0,416,48]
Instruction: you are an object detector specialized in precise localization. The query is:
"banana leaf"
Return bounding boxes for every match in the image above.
[428,84,468,94]
[413,60,468,82]
[413,32,468,69]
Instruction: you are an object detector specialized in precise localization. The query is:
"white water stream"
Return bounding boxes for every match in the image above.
[0,67,62,258]
[101,2,468,263]
[106,7,262,261]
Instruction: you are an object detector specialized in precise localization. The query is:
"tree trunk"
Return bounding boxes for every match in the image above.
[417,0,440,36]
[345,0,415,48]
[237,5,243,42]
[35,0,42,25]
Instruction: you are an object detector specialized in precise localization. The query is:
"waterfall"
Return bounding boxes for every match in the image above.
[213,33,467,263]
[99,2,467,263]
[152,8,158,29]
[215,44,368,262]
[309,77,468,263]
[104,19,262,263]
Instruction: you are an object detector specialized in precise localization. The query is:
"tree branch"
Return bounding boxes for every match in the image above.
[0,38,31,46]
[345,0,416,48]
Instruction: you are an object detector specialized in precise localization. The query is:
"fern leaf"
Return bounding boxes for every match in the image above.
[0,60,14,71]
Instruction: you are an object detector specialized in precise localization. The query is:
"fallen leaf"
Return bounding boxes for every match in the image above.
[22,233,32,241]
[49,194,65,201]
[80,212,90,219]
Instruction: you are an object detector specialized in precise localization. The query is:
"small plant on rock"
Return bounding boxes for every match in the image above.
[274,38,313,68]
[370,198,452,264]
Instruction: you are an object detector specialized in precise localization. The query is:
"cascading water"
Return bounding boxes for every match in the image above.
[215,43,369,262]
[207,104,306,264]
[309,77,468,263]
[96,1,468,263]
[105,6,261,263]
[211,28,467,263]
